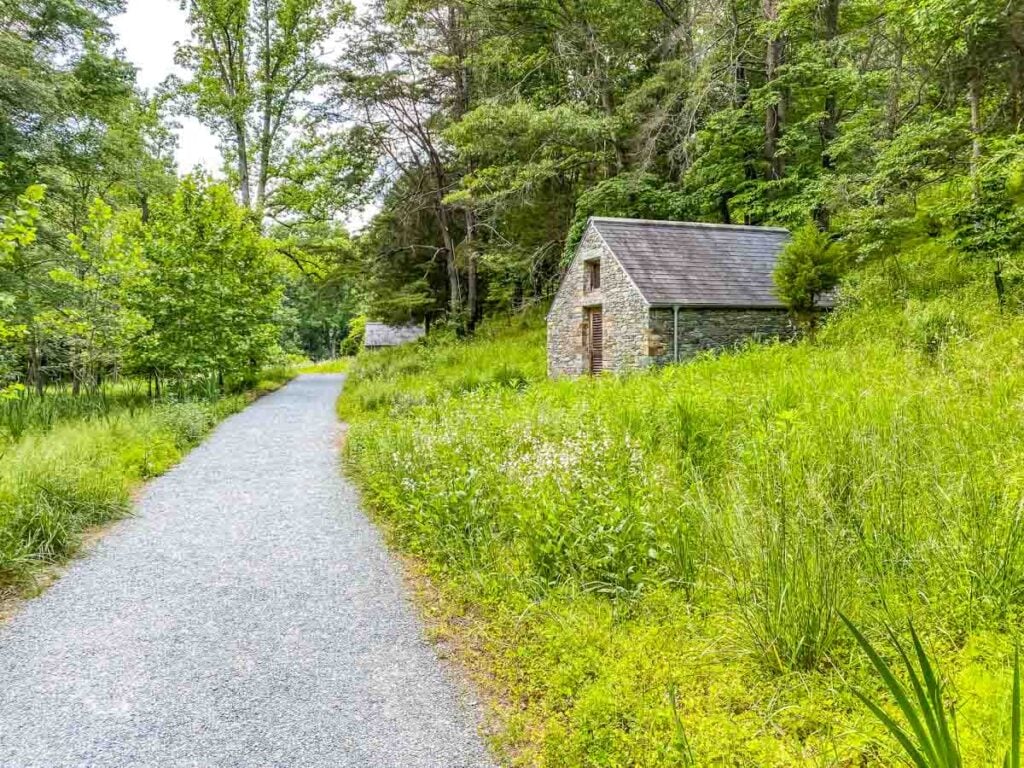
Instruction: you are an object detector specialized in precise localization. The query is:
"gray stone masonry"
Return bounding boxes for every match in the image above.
[547,228,649,377]
[648,308,797,365]
[548,220,803,376]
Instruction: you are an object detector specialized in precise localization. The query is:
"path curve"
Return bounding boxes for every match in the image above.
[0,374,494,768]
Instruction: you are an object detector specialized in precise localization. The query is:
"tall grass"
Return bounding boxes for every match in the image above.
[298,358,352,374]
[843,615,1022,768]
[0,383,149,442]
[339,292,1024,764]
[0,365,295,445]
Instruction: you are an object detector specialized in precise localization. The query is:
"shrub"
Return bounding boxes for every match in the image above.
[774,224,848,319]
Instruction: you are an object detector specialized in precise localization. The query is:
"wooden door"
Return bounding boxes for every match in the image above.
[587,308,603,374]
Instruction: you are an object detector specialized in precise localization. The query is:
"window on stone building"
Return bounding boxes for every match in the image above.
[585,260,601,292]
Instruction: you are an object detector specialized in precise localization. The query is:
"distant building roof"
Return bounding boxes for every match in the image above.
[588,217,805,309]
[363,322,425,348]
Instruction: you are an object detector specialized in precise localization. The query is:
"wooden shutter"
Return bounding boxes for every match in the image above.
[589,309,603,373]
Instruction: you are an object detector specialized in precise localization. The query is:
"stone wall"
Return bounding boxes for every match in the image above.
[547,227,649,377]
[648,307,797,364]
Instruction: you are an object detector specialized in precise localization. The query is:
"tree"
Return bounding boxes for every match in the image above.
[948,138,1024,306]
[274,221,363,359]
[0,0,128,203]
[0,179,45,392]
[131,175,283,386]
[327,9,466,316]
[44,199,149,392]
[774,224,846,319]
[175,0,352,213]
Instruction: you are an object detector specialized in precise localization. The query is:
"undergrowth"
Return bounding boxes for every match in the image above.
[299,358,353,374]
[339,253,1024,765]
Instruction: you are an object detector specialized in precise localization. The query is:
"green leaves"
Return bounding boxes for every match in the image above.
[1009,646,1021,768]
[0,182,45,264]
[444,101,617,212]
[844,617,957,768]
[176,0,353,211]
[133,174,283,380]
[773,225,847,317]
[843,615,1023,768]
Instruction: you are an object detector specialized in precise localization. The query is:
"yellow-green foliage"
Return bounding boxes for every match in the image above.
[299,358,353,374]
[341,288,1024,766]
[338,309,545,421]
[0,362,295,589]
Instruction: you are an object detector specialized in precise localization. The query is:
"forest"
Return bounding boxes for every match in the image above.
[4,0,1024,376]
[6,0,1024,765]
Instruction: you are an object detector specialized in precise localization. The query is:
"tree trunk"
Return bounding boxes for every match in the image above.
[969,66,983,196]
[465,209,479,330]
[886,31,904,139]
[819,0,840,170]
[256,0,272,212]
[731,0,749,108]
[813,0,841,230]
[27,335,43,396]
[585,22,626,172]
[236,121,252,209]
[718,192,733,224]
[435,189,461,316]
[1011,11,1024,128]
[763,0,785,181]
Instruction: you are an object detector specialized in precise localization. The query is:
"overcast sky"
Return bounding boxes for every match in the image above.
[111,0,222,175]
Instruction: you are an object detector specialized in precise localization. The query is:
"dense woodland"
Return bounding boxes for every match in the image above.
[5,0,1024,393]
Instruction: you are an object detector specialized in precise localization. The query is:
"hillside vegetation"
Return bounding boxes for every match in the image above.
[340,254,1024,765]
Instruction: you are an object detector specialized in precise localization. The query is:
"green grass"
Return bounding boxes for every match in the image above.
[0,365,296,445]
[0,364,295,592]
[337,310,544,421]
[299,358,353,374]
[339,266,1024,765]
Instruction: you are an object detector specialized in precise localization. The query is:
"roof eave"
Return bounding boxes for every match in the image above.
[646,301,833,310]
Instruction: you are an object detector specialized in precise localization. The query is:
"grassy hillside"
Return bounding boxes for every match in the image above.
[340,258,1024,766]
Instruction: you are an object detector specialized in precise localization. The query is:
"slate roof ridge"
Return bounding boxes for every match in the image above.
[588,216,790,234]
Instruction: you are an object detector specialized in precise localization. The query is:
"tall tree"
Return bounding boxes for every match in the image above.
[327,8,466,316]
[131,174,283,385]
[175,0,352,213]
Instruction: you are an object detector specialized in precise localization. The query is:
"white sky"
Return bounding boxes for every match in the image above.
[111,0,222,175]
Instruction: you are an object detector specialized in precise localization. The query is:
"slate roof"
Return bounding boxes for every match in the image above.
[589,217,799,308]
[363,322,425,348]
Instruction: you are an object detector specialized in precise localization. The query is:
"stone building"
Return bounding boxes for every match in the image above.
[363,322,425,350]
[547,217,812,376]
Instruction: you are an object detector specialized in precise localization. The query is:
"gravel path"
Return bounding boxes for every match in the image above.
[0,374,494,768]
